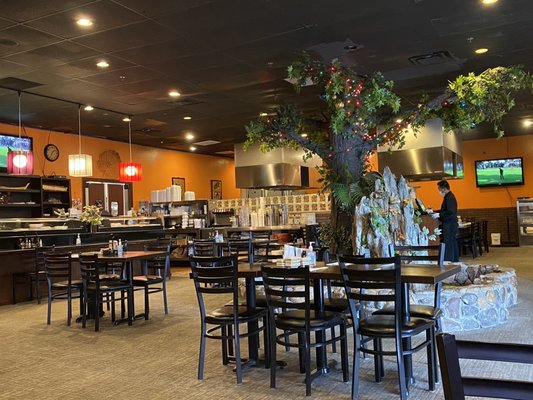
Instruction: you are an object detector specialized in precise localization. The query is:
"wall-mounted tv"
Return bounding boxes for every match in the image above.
[0,133,33,173]
[475,157,524,187]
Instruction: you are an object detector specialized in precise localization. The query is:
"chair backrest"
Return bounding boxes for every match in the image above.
[44,252,73,283]
[192,239,216,256]
[437,333,533,400]
[227,238,252,263]
[251,230,272,260]
[393,243,445,265]
[143,244,171,277]
[190,255,239,319]
[35,245,55,272]
[261,265,311,323]
[79,252,102,284]
[339,255,402,325]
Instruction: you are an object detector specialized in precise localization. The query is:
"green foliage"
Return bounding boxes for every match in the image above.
[330,171,382,212]
[318,222,351,255]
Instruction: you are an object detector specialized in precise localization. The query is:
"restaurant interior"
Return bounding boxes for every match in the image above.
[0,1,532,399]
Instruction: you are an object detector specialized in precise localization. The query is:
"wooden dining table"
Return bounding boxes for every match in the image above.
[73,250,168,323]
[238,261,461,382]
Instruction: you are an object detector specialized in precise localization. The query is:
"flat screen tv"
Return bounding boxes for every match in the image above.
[0,133,33,173]
[474,157,524,187]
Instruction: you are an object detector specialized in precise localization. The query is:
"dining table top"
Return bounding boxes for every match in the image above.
[237,261,461,284]
[71,250,167,262]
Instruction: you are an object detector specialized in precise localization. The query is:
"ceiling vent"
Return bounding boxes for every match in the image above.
[0,77,42,90]
[408,50,454,66]
[194,140,221,146]
[167,97,204,106]
[135,127,162,134]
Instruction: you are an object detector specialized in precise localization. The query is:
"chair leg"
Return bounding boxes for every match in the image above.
[263,316,270,368]
[234,322,243,384]
[67,288,72,327]
[47,288,52,325]
[94,292,100,332]
[144,286,150,320]
[352,328,361,400]
[270,319,277,389]
[373,338,382,382]
[340,324,349,382]
[221,325,229,365]
[35,275,41,304]
[163,281,168,314]
[111,292,116,322]
[395,335,408,400]
[198,323,206,380]
[298,331,306,373]
[227,325,234,357]
[331,326,337,353]
[81,288,87,328]
[427,328,436,391]
[305,332,311,396]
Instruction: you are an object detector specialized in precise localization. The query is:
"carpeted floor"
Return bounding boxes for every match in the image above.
[0,247,532,399]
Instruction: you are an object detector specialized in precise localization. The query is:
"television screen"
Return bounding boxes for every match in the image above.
[475,157,524,187]
[0,133,33,172]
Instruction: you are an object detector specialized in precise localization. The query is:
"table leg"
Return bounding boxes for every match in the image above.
[245,276,259,362]
[313,278,329,374]
[402,282,414,385]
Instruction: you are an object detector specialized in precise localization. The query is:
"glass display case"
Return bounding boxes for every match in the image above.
[97,216,163,232]
[0,217,84,234]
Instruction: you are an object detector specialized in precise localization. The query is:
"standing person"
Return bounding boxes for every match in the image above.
[431,180,459,262]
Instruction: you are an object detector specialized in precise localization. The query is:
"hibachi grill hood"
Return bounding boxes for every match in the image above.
[377,119,463,181]
[234,144,322,189]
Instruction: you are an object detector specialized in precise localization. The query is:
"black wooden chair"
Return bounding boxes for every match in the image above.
[251,230,272,262]
[44,252,82,326]
[190,255,269,384]
[437,333,533,400]
[261,264,349,396]
[375,243,445,333]
[339,255,437,400]
[132,244,171,319]
[79,253,133,331]
[457,221,477,258]
[226,238,253,264]
[12,245,54,304]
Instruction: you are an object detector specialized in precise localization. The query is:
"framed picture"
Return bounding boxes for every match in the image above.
[172,177,185,193]
[211,179,222,200]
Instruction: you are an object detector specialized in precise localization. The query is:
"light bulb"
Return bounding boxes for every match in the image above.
[13,153,28,168]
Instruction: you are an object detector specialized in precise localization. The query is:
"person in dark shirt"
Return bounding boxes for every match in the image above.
[431,180,459,262]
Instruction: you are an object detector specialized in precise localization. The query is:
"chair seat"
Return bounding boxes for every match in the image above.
[86,281,131,291]
[132,275,163,284]
[52,279,82,289]
[99,273,121,280]
[323,297,349,312]
[359,315,434,337]
[373,305,442,320]
[206,305,266,324]
[276,309,344,330]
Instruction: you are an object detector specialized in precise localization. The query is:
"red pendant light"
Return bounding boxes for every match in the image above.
[119,118,142,182]
[8,92,34,175]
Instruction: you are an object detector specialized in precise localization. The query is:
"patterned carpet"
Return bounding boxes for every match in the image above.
[0,247,532,400]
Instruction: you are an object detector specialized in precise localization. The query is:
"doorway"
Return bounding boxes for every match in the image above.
[83,179,133,216]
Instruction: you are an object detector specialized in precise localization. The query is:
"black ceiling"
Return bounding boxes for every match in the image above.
[0,0,532,155]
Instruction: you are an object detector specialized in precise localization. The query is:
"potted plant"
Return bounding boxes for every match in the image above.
[80,205,103,233]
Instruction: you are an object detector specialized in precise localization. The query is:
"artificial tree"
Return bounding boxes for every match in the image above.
[245,54,532,253]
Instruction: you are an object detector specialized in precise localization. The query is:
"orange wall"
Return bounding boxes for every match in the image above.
[0,122,239,206]
[401,135,533,210]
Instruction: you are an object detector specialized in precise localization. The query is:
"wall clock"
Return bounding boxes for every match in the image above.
[44,144,59,162]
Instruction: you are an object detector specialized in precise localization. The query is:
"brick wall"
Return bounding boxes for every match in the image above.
[459,207,518,245]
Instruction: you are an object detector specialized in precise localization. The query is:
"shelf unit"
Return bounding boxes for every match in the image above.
[151,200,209,229]
[41,177,71,217]
[0,175,71,218]
[517,198,533,246]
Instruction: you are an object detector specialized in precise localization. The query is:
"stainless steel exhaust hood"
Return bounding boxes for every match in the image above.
[377,119,463,181]
[234,144,321,189]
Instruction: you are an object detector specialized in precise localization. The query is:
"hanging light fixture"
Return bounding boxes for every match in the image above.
[68,105,93,177]
[119,118,142,182]
[7,92,34,175]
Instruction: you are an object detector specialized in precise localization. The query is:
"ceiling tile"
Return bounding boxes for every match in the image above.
[51,54,136,78]
[4,41,99,67]
[0,0,94,23]
[0,25,61,57]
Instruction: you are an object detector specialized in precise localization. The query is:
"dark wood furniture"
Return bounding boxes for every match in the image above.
[44,251,81,326]
[190,255,269,384]
[261,264,349,396]
[12,245,54,304]
[132,244,171,319]
[437,333,533,400]
[339,255,436,400]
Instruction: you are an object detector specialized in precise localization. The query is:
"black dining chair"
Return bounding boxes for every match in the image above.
[226,238,253,264]
[251,230,272,262]
[375,243,445,333]
[437,333,533,400]
[79,253,133,331]
[339,255,437,400]
[44,251,82,326]
[190,255,269,384]
[12,244,54,304]
[261,264,349,396]
[457,221,477,258]
[132,244,171,319]
[192,238,216,256]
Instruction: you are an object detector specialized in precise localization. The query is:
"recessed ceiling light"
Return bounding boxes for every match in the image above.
[96,60,109,68]
[84,105,94,111]
[523,120,533,128]
[183,116,192,120]
[481,0,498,5]
[168,90,180,97]
[122,117,131,122]
[259,112,268,117]
[185,133,195,140]
[76,18,93,27]
[474,48,489,54]
[190,146,197,151]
